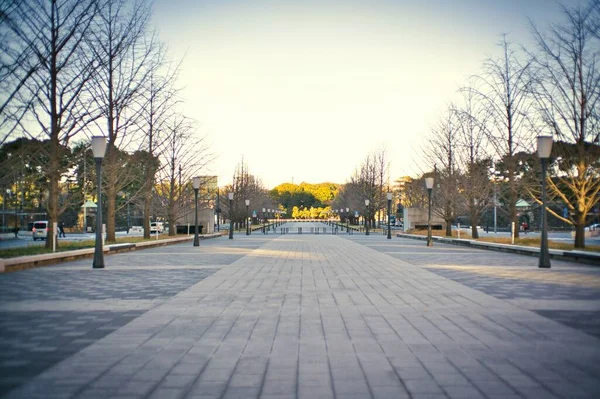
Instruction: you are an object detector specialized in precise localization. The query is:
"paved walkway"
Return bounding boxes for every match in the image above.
[1,222,600,399]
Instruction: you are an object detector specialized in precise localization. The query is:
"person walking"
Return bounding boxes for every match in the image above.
[59,222,66,238]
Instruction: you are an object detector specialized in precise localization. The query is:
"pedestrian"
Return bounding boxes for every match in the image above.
[59,222,66,238]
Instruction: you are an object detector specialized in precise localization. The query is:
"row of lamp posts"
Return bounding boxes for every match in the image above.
[89,135,553,271]
[418,135,553,268]
[361,192,394,238]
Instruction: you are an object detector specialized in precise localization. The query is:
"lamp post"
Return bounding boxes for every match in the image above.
[537,136,553,268]
[192,176,201,246]
[346,207,350,233]
[387,192,392,239]
[2,189,6,231]
[245,199,250,235]
[228,192,234,239]
[425,177,434,247]
[262,207,266,234]
[91,136,107,268]
[365,199,370,235]
[216,188,220,232]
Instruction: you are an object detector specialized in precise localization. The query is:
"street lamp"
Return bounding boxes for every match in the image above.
[425,177,434,247]
[346,207,350,233]
[192,176,201,246]
[387,192,392,239]
[365,199,370,235]
[537,135,553,268]
[228,192,234,239]
[262,207,266,234]
[91,136,107,268]
[245,199,250,235]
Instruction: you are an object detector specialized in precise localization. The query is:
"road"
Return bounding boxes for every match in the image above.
[0,230,146,250]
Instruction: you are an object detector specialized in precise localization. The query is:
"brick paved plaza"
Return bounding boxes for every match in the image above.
[1,222,600,399]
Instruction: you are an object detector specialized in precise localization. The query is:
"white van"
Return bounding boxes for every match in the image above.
[32,221,48,240]
[150,222,164,234]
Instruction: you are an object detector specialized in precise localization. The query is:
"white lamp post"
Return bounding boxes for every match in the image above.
[387,192,393,239]
[425,177,434,247]
[192,176,201,246]
[346,207,350,233]
[245,199,250,235]
[537,136,553,268]
[91,136,107,268]
[228,192,234,239]
[365,199,370,235]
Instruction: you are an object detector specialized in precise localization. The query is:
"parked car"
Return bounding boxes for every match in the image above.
[150,222,164,234]
[586,223,600,232]
[32,221,48,240]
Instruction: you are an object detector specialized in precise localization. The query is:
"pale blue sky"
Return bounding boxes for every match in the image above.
[151,0,568,188]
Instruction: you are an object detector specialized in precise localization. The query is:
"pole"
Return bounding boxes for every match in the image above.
[539,158,551,268]
[93,158,105,268]
[229,198,233,239]
[346,212,349,233]
[426,188,433,246]
[246,204,250,235]
[216,189,220,232]
[83,154,87,234]
[193,187,199,246]
[365,205,370,236]
[493,189,497,234]
[387,198,392,239]
[14,196,18,238]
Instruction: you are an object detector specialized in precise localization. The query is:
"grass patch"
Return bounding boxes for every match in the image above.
[0,233,181,259]
[405,229,600,253]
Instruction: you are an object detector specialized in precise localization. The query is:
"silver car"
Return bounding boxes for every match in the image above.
[32,221,48,240]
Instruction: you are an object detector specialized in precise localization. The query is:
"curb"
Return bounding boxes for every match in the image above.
[397,233,600,266]
[0,234,222,273]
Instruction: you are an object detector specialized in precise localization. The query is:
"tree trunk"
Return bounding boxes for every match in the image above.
[45,140,59,249]
[106,185,116,242]
[168,194,176,237]
[469,201,479,239]
[574,213,586,249]
[143,192,151,239]
[105,149,117,242]
[445,219,452,237]
[509,182,519,239]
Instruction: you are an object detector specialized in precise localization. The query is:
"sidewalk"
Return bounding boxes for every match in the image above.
[2,227,600,398]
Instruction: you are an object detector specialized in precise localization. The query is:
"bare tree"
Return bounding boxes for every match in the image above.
[346,149,389,229]
[374,147,390,227]
[471,36,536,238]
[221,159,270,230]
[157,114,213,236]
[424,107,462,236]
[529,2,600,248]
[0,0,40,144]
[454,83,494,238]
[136,40,180,238]
[87,0,157,241]
[6,0,99,248]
